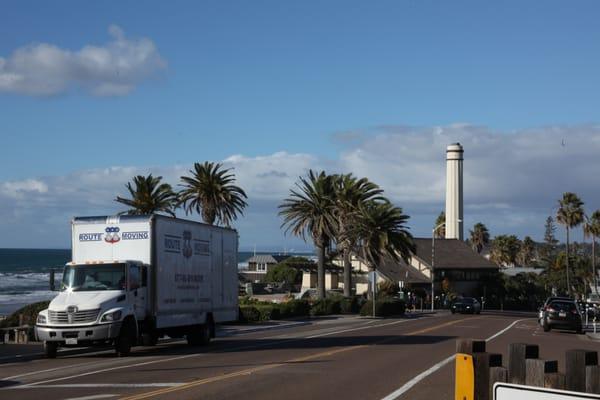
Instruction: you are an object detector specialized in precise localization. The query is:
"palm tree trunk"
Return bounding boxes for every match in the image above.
[566,226,570,296]
[343,248,352,298]
[317,240,326,300]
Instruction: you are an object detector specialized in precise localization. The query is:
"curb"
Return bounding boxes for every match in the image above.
[586,332,600,341]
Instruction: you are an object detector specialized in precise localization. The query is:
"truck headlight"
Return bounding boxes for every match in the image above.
[100,310,122,322]
[37,314,47,324]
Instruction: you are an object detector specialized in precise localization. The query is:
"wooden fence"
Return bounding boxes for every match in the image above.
[455,338,600,400]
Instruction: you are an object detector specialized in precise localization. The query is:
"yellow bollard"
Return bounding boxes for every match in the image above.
[455,353,474,400]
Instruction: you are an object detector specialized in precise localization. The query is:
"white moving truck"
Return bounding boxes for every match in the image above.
[35,215,238,358]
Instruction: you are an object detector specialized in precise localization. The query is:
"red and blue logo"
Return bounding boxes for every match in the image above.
[104,227,121,244]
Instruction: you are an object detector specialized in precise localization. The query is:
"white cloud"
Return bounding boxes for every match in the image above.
[1,124,599,248]
[0,25,166,96]
[1,179,48,199]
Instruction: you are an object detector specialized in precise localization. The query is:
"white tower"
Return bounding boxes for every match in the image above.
[445,143,464,240]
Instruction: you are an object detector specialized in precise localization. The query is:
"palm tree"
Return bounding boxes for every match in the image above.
[490,235,520,267]
[517,236,536,267]
[584,210,600,295]
[179,162,248,226]
[332,174,383,297]
[115,174,178,216]
[279,170,337,299]
[434,212,446,238]
[354,201,415,300]
[469,222,490,254]
[556,192,585,295]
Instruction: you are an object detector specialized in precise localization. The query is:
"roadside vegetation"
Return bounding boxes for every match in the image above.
[0,301,50,328]
[238,293,405,323]
[443,192,600,310]
[279,170,415,300]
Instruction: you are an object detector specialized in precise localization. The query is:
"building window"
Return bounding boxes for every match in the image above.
[257,263,267,272]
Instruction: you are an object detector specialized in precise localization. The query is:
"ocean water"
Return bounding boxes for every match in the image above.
[0,249,308,316]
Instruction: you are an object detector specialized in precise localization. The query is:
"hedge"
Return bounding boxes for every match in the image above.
[359,298,406,317]
[310,298,342,316]
[239,299,311,322]
[340,296,362,314]
[278,299,310,318]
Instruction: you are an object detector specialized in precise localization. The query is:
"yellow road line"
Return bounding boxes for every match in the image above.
[121,317,473,400]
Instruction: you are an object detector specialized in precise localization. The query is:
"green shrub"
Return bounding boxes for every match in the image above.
[0,301,51,328]
[360,297,406,317]
[255,305,281,321]
[310,298,342,316]
[239,306,261,322]
[239,296,258,306]
[340,296,361,314]
[264,264,302,286]
[278,299,310,318]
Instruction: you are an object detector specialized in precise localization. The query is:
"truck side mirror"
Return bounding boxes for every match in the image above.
[49,269,56,291]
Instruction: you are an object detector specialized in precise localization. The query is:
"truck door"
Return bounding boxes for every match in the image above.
[129,264,147,321]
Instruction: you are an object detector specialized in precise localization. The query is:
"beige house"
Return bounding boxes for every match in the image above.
[298,238,497,298]
[240,254,291,283]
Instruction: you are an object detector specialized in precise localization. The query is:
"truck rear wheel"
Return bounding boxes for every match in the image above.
[186,323,210,346]
[141,332,159,346]
[44,341,58,358]
[115,319,136,356]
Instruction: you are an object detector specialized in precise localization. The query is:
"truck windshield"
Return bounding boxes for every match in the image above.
[61,263,126,291]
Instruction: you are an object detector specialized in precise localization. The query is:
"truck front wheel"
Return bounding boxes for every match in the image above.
[44,341,58,358]
[115,319,136,356]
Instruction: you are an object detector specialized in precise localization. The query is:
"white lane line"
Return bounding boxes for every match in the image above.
[380,318,528,400]
[14,353,202,387]
[2,359,124,381]
[64,395,117,400]
[14,383,183,389]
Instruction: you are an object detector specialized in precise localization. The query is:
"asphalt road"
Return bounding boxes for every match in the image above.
[1,311,598,400]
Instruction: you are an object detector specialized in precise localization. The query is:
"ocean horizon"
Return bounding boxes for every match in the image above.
[0,248,314,316]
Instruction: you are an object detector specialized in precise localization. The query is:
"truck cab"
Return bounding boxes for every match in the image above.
[36,260,148,358]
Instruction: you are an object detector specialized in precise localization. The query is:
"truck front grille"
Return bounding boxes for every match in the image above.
[49,309,100,324]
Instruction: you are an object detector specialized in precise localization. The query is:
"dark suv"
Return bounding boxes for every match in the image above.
[451,297,481,314]
[541,299,582,333]
[538,296,572,325]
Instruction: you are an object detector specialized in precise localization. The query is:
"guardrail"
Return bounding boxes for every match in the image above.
[455,339,600,400]
[0,313,32,344]
[1,325,31,344]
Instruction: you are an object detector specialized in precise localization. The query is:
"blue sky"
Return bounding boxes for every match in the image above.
[1,1,600,250]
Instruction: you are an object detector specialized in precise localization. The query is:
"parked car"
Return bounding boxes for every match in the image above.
[451,297,481,314]
[538,296,572,325]
[540,299,582,334]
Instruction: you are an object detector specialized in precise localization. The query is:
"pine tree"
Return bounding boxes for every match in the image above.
[544,216,558,249]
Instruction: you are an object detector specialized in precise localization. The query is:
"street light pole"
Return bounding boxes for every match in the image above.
[431,231,436,311]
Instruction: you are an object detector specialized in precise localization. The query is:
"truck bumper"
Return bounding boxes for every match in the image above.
[35,322,122,344]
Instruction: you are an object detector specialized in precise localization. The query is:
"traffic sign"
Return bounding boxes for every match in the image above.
[494,383,600,399]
